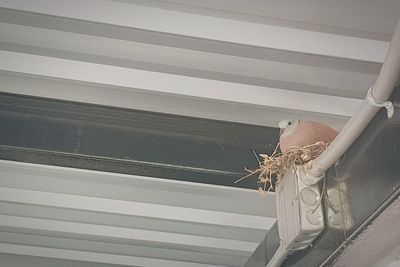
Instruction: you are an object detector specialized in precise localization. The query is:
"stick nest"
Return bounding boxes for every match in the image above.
[235,142,328,193]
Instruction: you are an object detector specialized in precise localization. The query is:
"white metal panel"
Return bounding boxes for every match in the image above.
[0,215,258,252]
[0,232,247,266]
[0,0,397,128]
[0,160,275,266]
[0,50,361,117]
[0,243,227,267]
[137,0,400,40]
[0,1,399,265]
[0,22,378,98]
[0,187,273,230]
[0,71,350,130]
[0,0,389,62]
[0,160,276,218]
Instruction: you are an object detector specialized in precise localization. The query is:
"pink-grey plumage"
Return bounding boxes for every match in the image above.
[279,119,338,152]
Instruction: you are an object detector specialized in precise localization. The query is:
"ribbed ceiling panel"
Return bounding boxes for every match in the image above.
[0,1,399,266]
[1,0,398,129]
[0,160,276,266]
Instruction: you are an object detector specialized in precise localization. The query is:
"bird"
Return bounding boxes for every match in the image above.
[279,119,338,152]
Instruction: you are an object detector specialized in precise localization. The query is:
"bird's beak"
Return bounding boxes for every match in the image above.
[279,128,284,135]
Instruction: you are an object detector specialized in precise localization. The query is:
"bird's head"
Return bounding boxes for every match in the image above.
[278,119,299,135]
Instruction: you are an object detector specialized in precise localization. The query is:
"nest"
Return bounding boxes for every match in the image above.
[235,142,328,192]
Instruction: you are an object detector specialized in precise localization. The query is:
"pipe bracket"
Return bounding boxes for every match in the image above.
[367,86,394,118]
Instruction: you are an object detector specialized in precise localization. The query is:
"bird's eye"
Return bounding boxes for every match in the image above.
[288,122,292,125]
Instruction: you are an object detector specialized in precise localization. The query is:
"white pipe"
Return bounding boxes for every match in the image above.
[266,18,400,267]
[265,245,289,267]
[308,19,400,178]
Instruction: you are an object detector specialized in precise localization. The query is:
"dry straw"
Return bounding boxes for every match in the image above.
[235,142,328,192]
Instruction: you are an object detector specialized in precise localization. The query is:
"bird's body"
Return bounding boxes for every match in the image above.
[279,119,337,152]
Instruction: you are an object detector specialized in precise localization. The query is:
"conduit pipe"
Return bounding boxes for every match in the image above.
[266,19,400,267]
[266,246,288,267]
[308,18,400,178]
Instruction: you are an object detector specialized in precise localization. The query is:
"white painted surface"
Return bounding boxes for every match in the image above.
[0,187,274,230]
[0,0,389,62]
[0,51,361,117]
[0,160,276,217]
[0,22,378,97]
[0,215,258,252]
[0,1,399,265]
[144,0,400,40]
[0,243,226,267]
[0,0,397,128]
[0,160,275,266]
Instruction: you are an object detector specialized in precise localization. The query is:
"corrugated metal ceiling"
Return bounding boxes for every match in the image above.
[0,1,399,266]
[1,0,399,129]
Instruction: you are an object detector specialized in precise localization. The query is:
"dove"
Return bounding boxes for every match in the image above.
[279,119,338,152]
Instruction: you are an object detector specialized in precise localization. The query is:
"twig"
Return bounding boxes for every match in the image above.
[235,142,328,192]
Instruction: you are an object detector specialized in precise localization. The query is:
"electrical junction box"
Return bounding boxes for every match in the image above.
[275,163,325,253]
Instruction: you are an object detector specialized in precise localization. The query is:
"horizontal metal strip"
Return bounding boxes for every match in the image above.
[0,22,378,97]
[0,159,276,218]
[0,243,226,267]
[0,0,389,62]
[0,91,276,146]
[0,215,258,252]
[0,253,118,267]
[0,71,350,129]
[0,50,362,117]
[0,202,265,243]
[0,92,277,189]
[0,8,382,74]
[135,0,397,40]
[0,41,373,100]
[0,187,275,230]
[0,146,254,189]
[0,231,247,266]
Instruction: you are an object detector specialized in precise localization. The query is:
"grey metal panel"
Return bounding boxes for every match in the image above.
[0,1,388,62]
[0,8,382,73]
[0,253,126,267]
[0,160,275,266]
[0,23,378,99]
[281,89,400,266]
[0,202,265,242]
[0,90,277,266]
[0,92,278,189]
[244,236,267,267]
[135,0,400,40]
[245,222,280,267]
[331,195,400,266]
[0,4,390,129]
[0,71,350,130]
[0,1,398,266]
[0,232,247,266]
